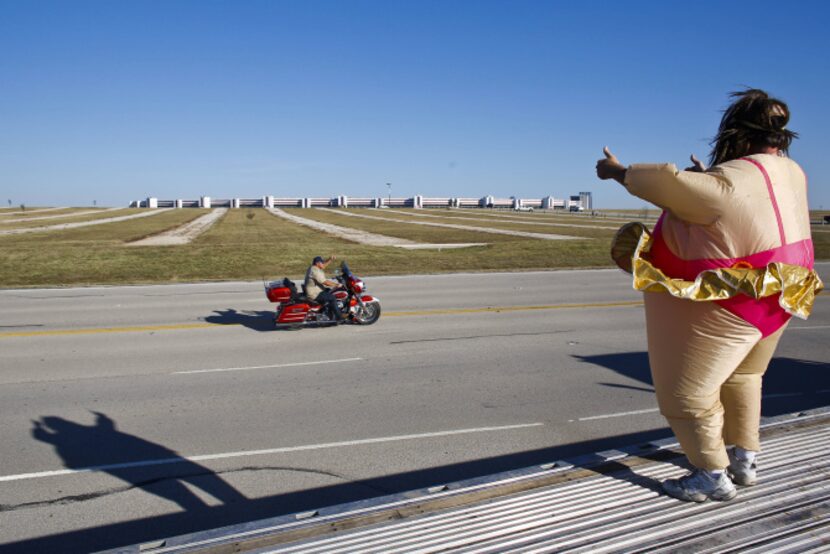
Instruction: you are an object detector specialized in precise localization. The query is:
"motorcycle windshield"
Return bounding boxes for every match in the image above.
[340,261,352,277]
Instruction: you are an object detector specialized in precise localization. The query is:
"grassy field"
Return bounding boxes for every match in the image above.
[293,209,531,243]
[0,208,612,287]
[0,208,142,230]
[320,208,616,239]
[0,207,89,219]
[0,207,827,288]
[3,209,208,243]
[366,209,619,238]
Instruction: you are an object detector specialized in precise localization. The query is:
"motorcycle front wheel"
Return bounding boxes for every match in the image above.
[353,301,381,325]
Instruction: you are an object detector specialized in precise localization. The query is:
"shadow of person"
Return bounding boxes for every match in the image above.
[573,351,653,387]
[204,308,277,332]
[575,352,830,416]
[572,352,830,493]
[31,412,246,511]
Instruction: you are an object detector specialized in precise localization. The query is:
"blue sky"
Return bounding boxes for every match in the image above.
[2,0,829,209]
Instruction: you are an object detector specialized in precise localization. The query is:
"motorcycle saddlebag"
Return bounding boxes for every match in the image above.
[277,303,310,323]
[266,278,296,303]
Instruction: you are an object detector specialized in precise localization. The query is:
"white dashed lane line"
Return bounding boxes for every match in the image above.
[171,357,363,375]
[0,423,545,483]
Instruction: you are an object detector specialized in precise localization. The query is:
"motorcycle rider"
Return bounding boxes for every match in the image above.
[304,255,346,321]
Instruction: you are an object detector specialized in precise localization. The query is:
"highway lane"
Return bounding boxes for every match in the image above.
[0,268,635,333]
[0,265,828,552]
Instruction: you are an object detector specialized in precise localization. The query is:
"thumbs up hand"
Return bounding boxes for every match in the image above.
[596,146,627,184]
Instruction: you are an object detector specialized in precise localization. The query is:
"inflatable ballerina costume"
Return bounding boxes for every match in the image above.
[599,89,823,502]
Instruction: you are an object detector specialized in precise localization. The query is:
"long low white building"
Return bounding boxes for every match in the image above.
[131,193,591,210]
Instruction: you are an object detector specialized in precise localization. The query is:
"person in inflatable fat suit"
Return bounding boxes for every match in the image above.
[596,88,823,502]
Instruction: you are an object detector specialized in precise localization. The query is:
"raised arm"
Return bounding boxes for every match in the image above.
[596,147,729,225]
[624,163,728,225]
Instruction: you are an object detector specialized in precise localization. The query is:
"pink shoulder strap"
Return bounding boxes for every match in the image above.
[740,157,786,245]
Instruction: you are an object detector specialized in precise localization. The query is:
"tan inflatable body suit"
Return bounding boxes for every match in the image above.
[622,154,818,470]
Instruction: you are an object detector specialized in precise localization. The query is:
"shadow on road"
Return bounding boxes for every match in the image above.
[5,424,681,554]
[7,356,829,554]
[575,351,830,416]
[204,308,276,332]
[30,412,247,512]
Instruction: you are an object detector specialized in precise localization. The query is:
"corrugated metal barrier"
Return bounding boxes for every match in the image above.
[113,408,830,554]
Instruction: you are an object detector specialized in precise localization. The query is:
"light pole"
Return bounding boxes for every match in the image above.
[386,183,391,206]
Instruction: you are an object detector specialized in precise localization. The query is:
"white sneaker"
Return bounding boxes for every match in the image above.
[727,448,758,486]
[662,469,737,502]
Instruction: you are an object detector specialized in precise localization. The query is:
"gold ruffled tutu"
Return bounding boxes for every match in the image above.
[611,222,823,319]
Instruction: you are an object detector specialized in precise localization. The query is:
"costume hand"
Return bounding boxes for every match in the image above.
[684,154,707,172]
[596,147,626,183]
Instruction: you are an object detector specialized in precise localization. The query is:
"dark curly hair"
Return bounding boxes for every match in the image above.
[709,88,798,166]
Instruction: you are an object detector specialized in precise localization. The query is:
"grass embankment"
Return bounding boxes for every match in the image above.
[291,208,527,243]
[365,209,618,238]
[0,209,209,286]
[1,208,826,288]
[0,208,136,230]
[426,208,639,226]
[0,207,86,219]
[0,209,612,287]
[812,211,830,226]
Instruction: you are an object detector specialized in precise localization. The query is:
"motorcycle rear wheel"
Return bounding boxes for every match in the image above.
[353,301,381,325]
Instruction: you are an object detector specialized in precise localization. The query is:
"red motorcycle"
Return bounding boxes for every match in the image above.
[265,261,381,329]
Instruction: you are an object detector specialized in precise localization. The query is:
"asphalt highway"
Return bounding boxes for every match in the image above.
[1,265,828,553]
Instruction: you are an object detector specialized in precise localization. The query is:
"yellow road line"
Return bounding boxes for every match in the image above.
[383,301,644,317]
[4,290,828,339]
[0,301,644,338]
[0,322,216,338]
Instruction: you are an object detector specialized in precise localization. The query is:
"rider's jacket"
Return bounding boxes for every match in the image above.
[304,264,327,300]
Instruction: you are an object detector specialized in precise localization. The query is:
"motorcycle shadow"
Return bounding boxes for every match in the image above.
[204,308,278,332]
[204,308,344,332]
